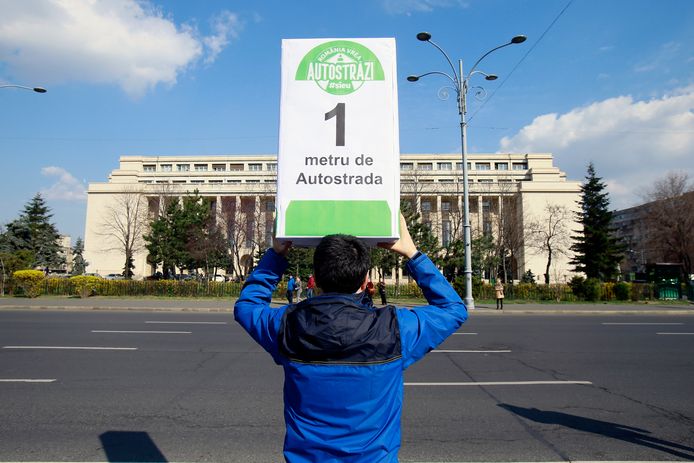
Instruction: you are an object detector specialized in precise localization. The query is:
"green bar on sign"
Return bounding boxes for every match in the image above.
[285,200,392,236]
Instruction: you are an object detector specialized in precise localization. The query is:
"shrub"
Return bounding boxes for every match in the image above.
[584,278,601,301]
[70,275,101,298]
[12,270,45,298]
[614,282,631,301]
[568,276,586,299]
[520,270,536,284]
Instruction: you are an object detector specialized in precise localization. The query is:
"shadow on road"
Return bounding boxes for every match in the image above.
[499,403,694,460]
[100,431,168,462]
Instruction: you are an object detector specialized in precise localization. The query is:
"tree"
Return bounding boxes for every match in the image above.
[71,237,88,275]
[644,171,694,277]
[97,190,148,279]
[3,193,64,269]
[527,204,572,284]
[570,163,625,280]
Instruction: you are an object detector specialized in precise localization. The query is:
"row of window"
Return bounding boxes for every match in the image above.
[141,179,277,184]
[419,199,493,212]
[142,163,277,173]
[400,161,527,171]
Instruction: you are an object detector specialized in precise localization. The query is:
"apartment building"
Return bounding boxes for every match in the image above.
[84,153,581,283]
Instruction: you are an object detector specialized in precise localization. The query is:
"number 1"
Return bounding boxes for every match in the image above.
[325,103,345,146]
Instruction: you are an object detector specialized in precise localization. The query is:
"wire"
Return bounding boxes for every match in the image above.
[467,0,574,123]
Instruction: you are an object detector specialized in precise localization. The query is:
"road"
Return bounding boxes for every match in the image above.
[1,308,693,462]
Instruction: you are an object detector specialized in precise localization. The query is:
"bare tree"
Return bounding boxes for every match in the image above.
[644,171,694,277]
[97,189,148,279]
[526,203,572,284]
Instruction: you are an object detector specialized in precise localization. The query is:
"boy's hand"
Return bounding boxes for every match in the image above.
[378,212,418,258]
[273,238,292,257]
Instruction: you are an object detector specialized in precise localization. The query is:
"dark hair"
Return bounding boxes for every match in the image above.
[314,234,370,293]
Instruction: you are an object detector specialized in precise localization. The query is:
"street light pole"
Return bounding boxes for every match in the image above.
[0,84,47,93]
[408,32,526,311]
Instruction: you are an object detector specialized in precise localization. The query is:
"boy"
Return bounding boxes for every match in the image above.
[234,214,467,462]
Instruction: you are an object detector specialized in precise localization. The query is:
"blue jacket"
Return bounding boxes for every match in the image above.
[234,249,467,462]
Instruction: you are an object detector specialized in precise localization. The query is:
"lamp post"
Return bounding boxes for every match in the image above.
[0,84,47,93]
[408,32,526,311]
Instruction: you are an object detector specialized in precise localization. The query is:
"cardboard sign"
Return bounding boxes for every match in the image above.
[276,38,400,245]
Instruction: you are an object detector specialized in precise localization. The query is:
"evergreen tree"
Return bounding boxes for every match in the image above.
[4,193,64,269]
[570,163,625,280]
[71,237,88,275]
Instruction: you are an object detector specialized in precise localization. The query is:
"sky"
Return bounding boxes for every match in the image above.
[1,0,693,242]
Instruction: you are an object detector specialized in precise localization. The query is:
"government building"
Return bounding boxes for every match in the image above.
[84,153,581,283]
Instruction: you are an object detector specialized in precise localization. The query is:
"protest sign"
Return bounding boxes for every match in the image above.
[276,38,400,245]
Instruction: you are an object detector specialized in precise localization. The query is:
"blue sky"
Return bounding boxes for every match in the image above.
[1,0,693,241]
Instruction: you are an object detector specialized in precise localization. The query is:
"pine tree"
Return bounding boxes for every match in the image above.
[570,163,625,280]
[4,193,64,269]
[71,237,88,275]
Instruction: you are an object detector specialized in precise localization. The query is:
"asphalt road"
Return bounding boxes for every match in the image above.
[1,309,693,462]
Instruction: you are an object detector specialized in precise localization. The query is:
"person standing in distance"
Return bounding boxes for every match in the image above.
[234,213,467,462]
[286,274,295,304]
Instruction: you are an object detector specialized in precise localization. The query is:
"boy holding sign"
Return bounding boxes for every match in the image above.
[234,213,467,462]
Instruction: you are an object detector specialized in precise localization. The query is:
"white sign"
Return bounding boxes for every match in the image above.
[276,38,400,244]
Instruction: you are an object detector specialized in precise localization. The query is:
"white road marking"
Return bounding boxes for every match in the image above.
[145,321,227,325]
[602,322,684,325]
[452,332,478,335]
[3,346,137,350]
[656,332,694,335]
[0,379,56,383]
[91,330,191,334]
[405,380,592,386]
[433,349,511,353]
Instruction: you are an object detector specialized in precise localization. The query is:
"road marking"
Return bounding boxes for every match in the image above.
[656,332,694,335]
[0,379,56,383]
[602,322,684,325]
[405,380,592,386]
[146,321,227,325]
[3,346,137,350]
[91,330,191,334]
[452,332,477,335]
[433,349,511,353]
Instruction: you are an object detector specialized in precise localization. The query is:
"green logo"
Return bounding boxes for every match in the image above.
[295,40,385,95]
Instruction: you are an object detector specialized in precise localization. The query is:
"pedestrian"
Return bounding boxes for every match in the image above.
[306,274,315,299]
[295,276,302,302]
[361,278,375,306]
[377,277,387,305]
[234,213,467,462]
[286,275,295,304]
[495,278,505,310]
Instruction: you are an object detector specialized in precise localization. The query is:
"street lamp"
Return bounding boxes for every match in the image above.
[0,84,47,93]
[408,32,526,311]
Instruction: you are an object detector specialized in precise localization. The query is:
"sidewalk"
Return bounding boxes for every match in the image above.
[1,296,693,315]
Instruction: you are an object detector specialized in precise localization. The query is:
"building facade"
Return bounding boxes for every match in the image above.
[84,153,581,283]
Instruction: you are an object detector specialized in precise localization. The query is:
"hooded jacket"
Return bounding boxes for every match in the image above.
[234,249,467,463]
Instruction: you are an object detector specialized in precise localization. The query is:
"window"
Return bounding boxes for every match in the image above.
[212,164,226,172]
[194,164,208,172]
[173,180,186,184]
[442,220,451,247]
[495,162,508,170]
[176,164,190,172]
[483,221,493,236]
[476,162,491,170]
[421,200,432,212]
[479,179,493,183]
[191,180,204,184]
[266,200,275,212]
[400,162,413,171]
[229,163,243,171]
[418,163,433,171]
[438,179,454,183]
[141,180,153,184]
[482,200,491,213]
[248,163,262,171]
[267,163,277,171]
[155,180,169,184]
[512,162,528,170]
[441,201,451,211]
[209,180,223,184]
[246,179,260,183]
[161,164,172,172]
[456,162,472,170]
[438,162,452,170]
[264,179,275,183]
[499,178,513,183]
[227,179,241,183]
[143,164,156,172]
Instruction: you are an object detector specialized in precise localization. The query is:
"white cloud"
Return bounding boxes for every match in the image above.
[499,86,694,209]
[40,166,87,201]
[0,0,241,98]
[381,0,468,15]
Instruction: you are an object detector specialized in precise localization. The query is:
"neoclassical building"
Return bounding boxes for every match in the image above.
[84,153,581,283]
